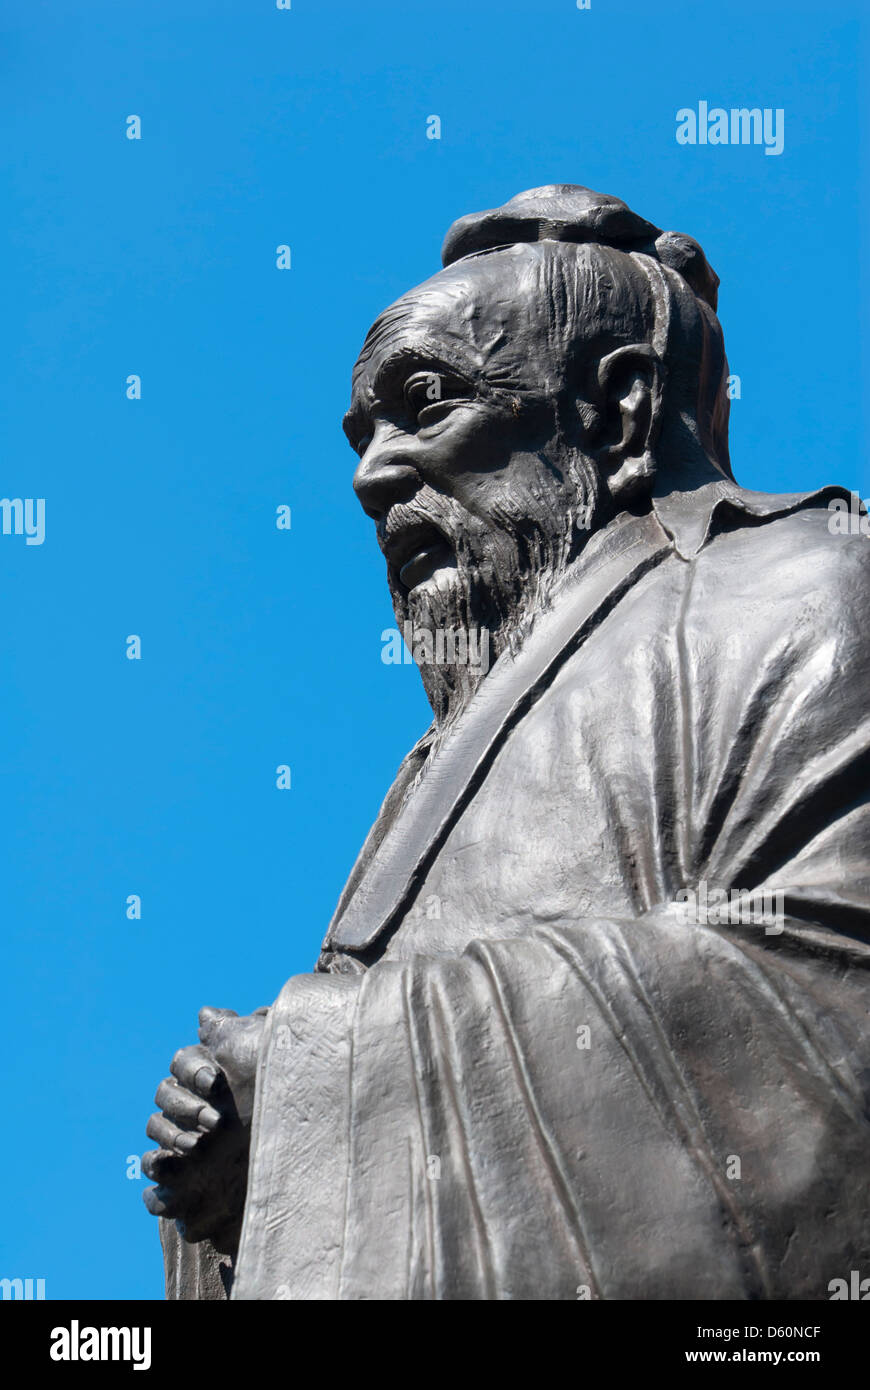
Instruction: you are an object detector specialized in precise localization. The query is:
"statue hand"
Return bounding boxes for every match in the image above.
[142,1007,268,1255]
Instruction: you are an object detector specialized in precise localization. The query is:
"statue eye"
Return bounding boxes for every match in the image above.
[404,371,470,426]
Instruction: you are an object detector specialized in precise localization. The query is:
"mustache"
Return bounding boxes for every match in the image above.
[381,494,460,548]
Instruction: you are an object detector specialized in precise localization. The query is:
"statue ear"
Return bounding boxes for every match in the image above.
[587,344,664,504]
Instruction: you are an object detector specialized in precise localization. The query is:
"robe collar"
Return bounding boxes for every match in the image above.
[652,476,850,559]
[324,506,674,957]
[323,477,852,959]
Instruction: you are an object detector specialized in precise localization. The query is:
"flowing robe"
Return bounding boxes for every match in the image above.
[164,479,870,1300]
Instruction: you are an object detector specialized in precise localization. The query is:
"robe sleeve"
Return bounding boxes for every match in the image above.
[160,1219,232,1300]
[232,902,870,1300]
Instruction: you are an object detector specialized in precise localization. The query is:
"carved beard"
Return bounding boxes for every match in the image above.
[385,453,607,734]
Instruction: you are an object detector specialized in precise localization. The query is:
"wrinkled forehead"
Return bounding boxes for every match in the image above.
[350,245,562,402]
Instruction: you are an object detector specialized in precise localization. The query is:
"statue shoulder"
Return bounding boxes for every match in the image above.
[686,492,870,667]
[701,489,870,597]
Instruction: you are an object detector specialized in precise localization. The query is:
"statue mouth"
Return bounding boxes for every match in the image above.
[383,521,453,592]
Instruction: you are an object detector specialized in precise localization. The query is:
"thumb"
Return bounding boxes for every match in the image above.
[198,1005,239,1048]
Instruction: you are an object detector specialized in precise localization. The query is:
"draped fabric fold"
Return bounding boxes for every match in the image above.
[166,487,870,1300]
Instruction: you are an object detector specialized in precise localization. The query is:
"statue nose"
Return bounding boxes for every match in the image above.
[353,437,420,521]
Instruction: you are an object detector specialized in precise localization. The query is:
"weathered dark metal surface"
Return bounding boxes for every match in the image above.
[145,186,870,1300]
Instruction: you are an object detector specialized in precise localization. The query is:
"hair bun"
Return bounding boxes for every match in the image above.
[653,231,719,312]
[441,185,719,312]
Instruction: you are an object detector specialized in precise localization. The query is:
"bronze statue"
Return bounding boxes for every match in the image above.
[144,186,870,1300]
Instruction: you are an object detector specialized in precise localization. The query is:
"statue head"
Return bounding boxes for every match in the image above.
[345,185,731,726]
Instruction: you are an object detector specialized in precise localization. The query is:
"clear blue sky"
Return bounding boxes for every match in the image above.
[1,0,866,1299]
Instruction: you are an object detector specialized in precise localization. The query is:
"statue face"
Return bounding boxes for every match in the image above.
[346,257,550,583]
[344,252,602,724]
